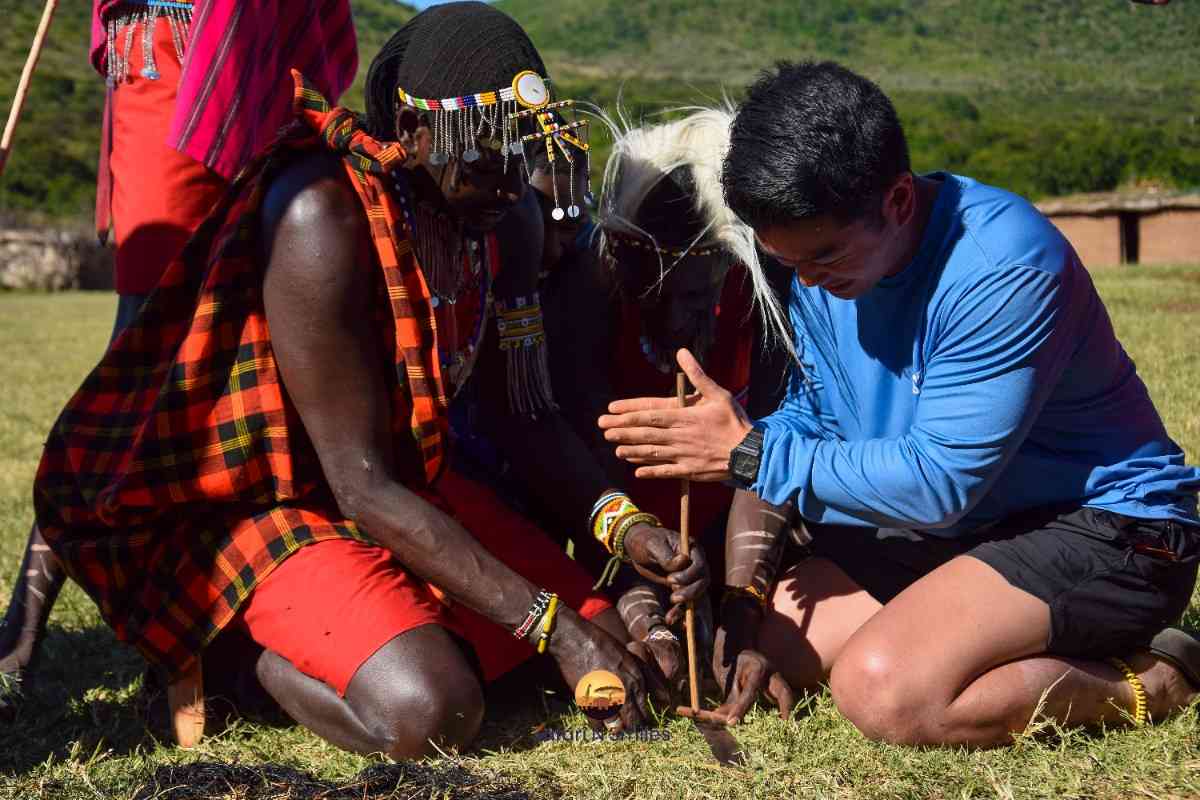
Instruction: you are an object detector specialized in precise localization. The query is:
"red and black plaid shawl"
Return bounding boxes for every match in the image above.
[34,72,454,676]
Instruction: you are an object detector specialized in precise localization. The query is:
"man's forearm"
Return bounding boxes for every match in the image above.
[342,475,542,632]
[724,490,791,598]
[489,412,619,568]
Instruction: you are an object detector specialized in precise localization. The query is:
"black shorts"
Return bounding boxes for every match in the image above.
[792,506,1200,659]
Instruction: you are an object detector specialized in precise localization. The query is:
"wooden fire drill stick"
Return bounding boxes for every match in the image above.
[0,0,60,180]
[677,371,701,712]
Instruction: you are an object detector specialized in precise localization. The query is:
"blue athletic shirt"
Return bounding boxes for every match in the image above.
[753,172,1200,535]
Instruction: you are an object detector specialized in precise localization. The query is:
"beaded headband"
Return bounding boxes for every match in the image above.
[605,229,724,259]
[397,70,591,220]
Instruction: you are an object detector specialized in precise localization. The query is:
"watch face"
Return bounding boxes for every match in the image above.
[731,447,754,480]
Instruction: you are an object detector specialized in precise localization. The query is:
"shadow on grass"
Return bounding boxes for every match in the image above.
[475,657,581,756]
[126,761,539,800]
[0,623,155,773]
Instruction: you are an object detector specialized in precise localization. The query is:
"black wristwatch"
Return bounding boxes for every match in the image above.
[728,426,765,490]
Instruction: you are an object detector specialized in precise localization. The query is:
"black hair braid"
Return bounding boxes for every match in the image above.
[363,2,547,143]
[364,26,413,141]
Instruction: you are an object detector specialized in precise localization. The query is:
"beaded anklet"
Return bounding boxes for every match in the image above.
[1108,657,1148,726]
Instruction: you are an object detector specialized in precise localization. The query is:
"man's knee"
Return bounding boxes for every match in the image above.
[347,630,486,759]
[358,670,485,758]
[830,643,932,745]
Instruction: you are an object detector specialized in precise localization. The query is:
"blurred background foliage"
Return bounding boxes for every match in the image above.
[1,0,1196,224]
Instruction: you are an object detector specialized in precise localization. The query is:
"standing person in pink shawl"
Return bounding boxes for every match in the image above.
[0,0,358,716]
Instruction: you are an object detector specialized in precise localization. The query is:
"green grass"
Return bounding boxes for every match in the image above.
[2,268,1200,798]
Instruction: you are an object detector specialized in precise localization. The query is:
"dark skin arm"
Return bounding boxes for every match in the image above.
[544,246,630,483]
[709,490,795,725]
[708,262,797,724]
[259,154,650,730]
[477,189,709,609]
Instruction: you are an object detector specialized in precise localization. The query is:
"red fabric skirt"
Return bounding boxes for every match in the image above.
[232,468,612,695]
[106,16,227,295]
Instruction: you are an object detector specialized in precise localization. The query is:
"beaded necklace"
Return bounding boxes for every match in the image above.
[390,172,482,307]
[391,173,493,395]
[104,0,194,85]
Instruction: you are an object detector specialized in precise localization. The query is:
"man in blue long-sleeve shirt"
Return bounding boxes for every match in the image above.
[600,61,1200,747]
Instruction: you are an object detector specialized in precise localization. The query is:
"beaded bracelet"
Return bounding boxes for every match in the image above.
[590,491,626,523]
[646,626,679,643]
[593,511,661,589]
[612,511,661,561]
[514,589,553,640]
[1108,657,1148,726]
[590,491,638,555]
[536,594,561,654]
[723,584,770,609]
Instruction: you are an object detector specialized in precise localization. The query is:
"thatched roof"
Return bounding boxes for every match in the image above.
[1037,190,1200,216]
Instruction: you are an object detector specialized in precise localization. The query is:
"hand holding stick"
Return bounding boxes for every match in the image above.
[673,371,746,765]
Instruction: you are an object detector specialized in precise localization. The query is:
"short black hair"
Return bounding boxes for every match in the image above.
[722,61,910,230]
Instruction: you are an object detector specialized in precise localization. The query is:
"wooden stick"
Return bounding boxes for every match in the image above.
[677,371,700,712]
[0,0,59,179]
[167,660,206,748]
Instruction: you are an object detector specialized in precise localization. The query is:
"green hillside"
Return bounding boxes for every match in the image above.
[499,0,1198,95]
[1,0,1197,222]
[498,0,1200,200]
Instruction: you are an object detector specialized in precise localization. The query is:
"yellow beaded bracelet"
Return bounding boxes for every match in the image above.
[723,584,770,608]
[536,594,561,654]
[591,494,637,553]
[1108,657,1147,726]
[612,511,660,561]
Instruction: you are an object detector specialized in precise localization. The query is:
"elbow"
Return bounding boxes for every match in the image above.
[328,468,388,527]
[330,479,370,526]
[913,504,969,530]
[906,474,983,530]
[896,439,993,529]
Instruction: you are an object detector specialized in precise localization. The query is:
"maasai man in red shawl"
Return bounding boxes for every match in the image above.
[0,0,357,714]
[29,3,701,756]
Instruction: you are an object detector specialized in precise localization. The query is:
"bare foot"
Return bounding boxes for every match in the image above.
[1128,651,1197,721]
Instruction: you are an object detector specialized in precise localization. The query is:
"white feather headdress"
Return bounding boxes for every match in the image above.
[591,103,794,357]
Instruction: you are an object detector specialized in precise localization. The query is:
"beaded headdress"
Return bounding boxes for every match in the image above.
[396,70,592,221]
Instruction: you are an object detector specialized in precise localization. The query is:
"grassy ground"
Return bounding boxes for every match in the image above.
[1,266,1199,799]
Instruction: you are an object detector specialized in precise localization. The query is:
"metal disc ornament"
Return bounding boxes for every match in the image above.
[430,152,449,166]
[512,70,550,109]
[567,205,581,219]
[552,207,565,221]
[462,148,480,163]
